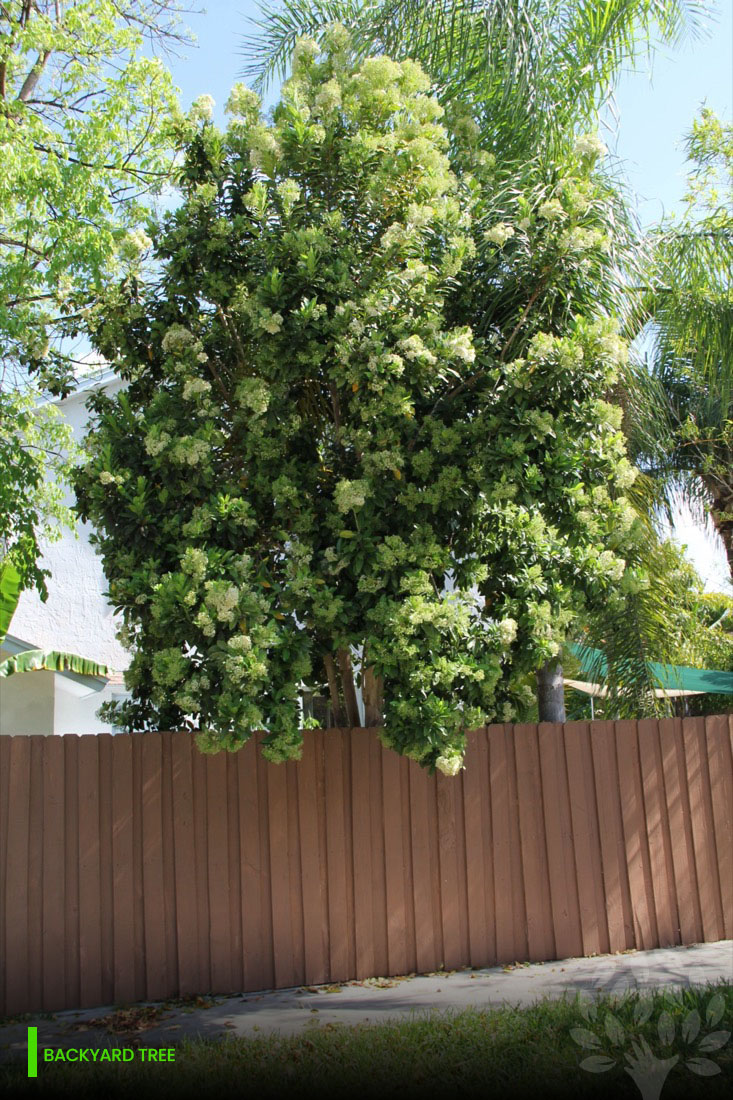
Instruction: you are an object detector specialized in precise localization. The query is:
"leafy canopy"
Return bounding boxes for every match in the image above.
[76,34,640,770]
[0,1,186,598]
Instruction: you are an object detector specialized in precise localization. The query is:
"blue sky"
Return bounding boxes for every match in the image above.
[160,0,733,590]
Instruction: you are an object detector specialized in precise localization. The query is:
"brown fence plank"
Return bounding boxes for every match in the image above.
[239,736,274,991]
[705,716,733,939]
[564,722,609,957]
[514,724,554,962]
[368,732,389,978]
[409,757,440,973]
[141,734,167,1000]
[686,717,726,942]
[638,720,678,947]
[286,759,306,986]
[27,738,44,1012]
[225,751,243,995]
[489,725,515,964]
[615,721,658,950]
[463,729,495,967]
[538,723,583,961]
[297,732,328,985]
[436,767,466,970]
[160,732,179,999]
[42,736,65,1010]
[351,729,376,980]
[0,736,9,1015]
[6,738,32,1013]
[267,752,296,988]
[324,731,353,983]
[171,734,199,996]
[638,720,678,945]
[78,736,102,1008]
[591,722,634,951]
[206,751,233,994]
[382,745,410,976]
[111,735,135,1004]
[97,735,115,1004]
[661,719,704,944]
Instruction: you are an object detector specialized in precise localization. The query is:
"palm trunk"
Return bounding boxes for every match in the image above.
[537,658,566,722]
[705,479,733,580]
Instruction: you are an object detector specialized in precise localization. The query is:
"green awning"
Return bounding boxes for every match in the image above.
[569,644,733,695]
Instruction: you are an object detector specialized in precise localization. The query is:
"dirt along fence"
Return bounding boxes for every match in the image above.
[0,717,731,1017]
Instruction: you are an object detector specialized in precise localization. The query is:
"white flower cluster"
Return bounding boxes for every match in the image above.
[205,582,240,623]
[171,437,210,465]
[560,227,608,254]
[248,127,281,170]
[292,35,320,73]
[574,132,607,159]
[334,478,369,513]
[597,550,625,582]
[98,470,116,485]
[119,228,152,263]
[181,547,207,580]
[443,328,476,363]
[276,179,301,216]
[236,377,271,416]
[228,634,252,653]
[189,94,215,124]
[194,608,216,637]
[598,331,628,368]
[484,222,514,246]
[400,334,437,364]
[258,311,284,334]
[537,198,565,221]
[144,429,171,456]
[498,618,518,647]
[162,324,195,356]
[225,83,260,120]
[314,78,341,114]
[182,378,212,401]
[436,751,465,777]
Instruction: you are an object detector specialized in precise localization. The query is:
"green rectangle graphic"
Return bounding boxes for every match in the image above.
[27,1027,37,1078]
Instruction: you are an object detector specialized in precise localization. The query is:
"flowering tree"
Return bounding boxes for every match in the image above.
[75,33,638,771]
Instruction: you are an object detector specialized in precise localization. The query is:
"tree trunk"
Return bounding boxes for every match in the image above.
[704,477,733,580]
[337,647,361,727]
[362,651,384,726]
[537,658,566,722]
[323,653,346,727]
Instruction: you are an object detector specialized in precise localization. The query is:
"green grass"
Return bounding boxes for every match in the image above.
[2,984,731,1100]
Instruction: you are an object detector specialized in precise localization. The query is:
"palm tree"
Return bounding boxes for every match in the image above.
[240,0,712,720]
[623,109,733,577]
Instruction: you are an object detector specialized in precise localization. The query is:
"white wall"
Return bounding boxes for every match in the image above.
[3,363,131,734]
[10,366,130,671]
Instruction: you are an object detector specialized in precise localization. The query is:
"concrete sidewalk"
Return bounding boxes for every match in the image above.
[2,940,731,1060]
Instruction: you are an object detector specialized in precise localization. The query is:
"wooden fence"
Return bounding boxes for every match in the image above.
[0,717,731,1016]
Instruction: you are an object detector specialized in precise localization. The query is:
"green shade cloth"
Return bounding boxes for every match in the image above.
[570,643,733,695]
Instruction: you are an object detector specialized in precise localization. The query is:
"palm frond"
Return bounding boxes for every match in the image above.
[0,650,109,678]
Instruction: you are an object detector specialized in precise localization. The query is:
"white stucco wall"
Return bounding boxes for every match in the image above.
[0,653,55,736]
[2,363,132,734]
[10,365,130,671]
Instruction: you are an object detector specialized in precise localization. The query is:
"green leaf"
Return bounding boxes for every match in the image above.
[0,560,23,645]
[0,651,109,679]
